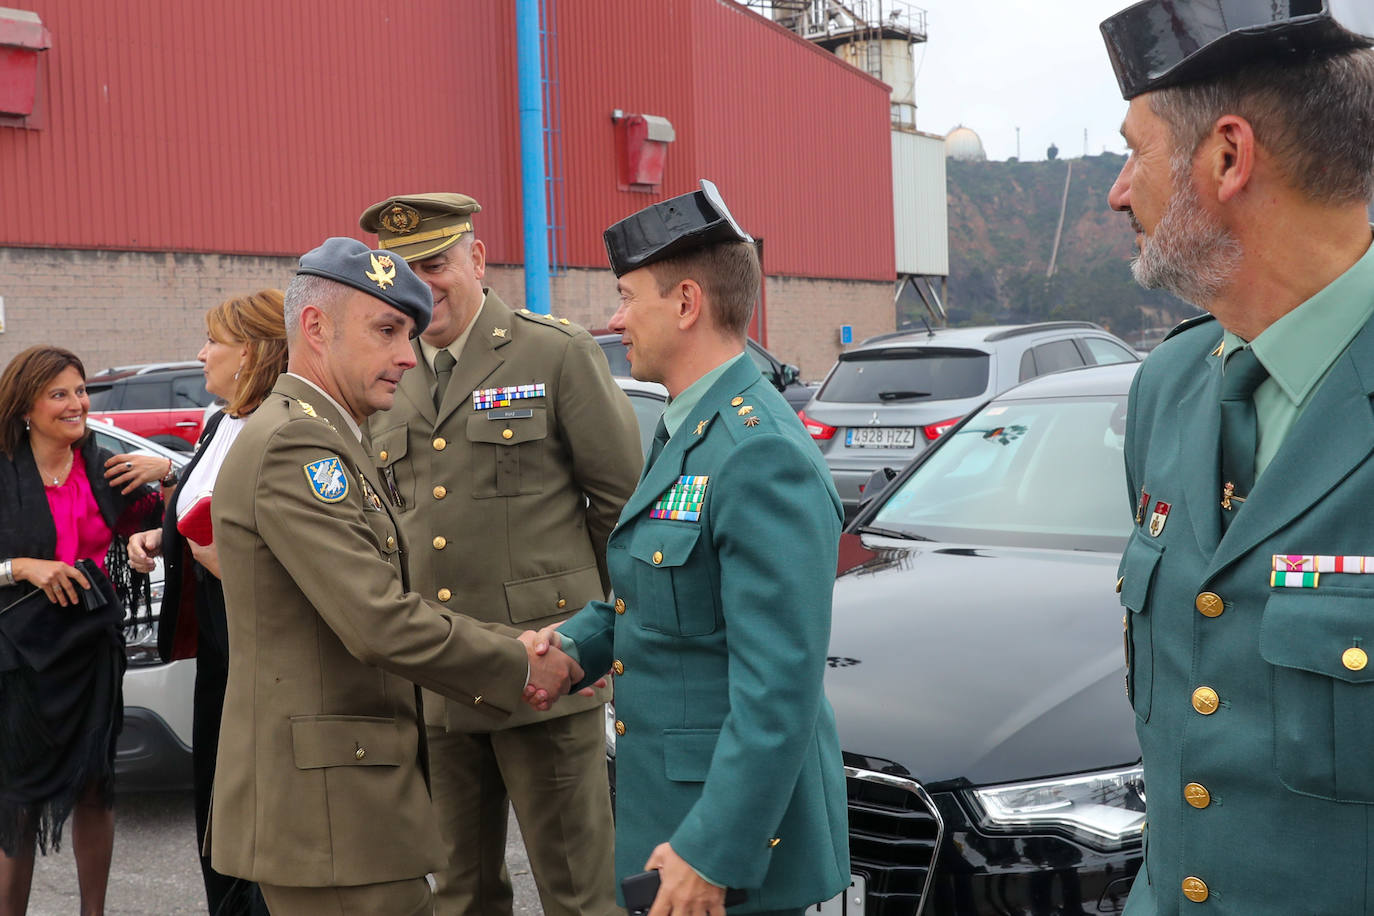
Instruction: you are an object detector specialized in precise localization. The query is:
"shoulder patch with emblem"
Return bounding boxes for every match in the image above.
[304,456,349,503]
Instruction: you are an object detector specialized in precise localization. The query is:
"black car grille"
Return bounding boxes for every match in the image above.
[846,766,944,916]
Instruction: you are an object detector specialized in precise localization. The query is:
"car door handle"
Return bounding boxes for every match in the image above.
[175,420,197,427]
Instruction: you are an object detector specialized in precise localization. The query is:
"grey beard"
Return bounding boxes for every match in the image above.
[1130,155,1242,307]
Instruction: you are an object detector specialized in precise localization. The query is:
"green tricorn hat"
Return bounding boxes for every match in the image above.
[359,192,482,262]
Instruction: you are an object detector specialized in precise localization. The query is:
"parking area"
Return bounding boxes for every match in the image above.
[27,793,546,915]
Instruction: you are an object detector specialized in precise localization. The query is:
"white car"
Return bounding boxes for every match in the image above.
[87,419,196,790]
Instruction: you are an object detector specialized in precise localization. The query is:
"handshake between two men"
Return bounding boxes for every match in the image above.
[517,625,589,711]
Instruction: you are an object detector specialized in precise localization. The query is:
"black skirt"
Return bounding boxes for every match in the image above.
[0,560,126,856]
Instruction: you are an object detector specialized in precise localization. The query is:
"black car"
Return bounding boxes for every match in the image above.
[823,361,1144,915]
[593,331,815,412]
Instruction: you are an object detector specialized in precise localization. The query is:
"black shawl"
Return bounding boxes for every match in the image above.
[0,436,162,855]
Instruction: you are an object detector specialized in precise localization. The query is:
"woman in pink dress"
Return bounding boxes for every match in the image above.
[0,346,164,915]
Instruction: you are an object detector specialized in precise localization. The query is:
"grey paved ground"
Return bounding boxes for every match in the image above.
[27,791,543,915]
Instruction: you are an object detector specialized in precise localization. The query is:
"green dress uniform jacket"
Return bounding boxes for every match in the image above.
[209,374,528,888]
[1121,313,1374,914]
[559,355,851,913]
[370,290,640,732]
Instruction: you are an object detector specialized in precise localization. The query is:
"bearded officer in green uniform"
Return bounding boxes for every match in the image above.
[358,193,640,916]
[209,237,585,916]
[534,181,849,916]
[1102,2,1374,912]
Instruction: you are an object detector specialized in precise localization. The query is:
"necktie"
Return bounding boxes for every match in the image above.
[648,417,670,466]
[433,349,456,410]
[1219,347,1269,525]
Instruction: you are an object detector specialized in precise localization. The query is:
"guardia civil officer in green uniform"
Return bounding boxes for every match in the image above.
[358,193,640,916]
[209,238,585,916]
[535,181,849,916]
[1102,2,1374,912]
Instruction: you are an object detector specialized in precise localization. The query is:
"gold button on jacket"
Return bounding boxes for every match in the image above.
[437,588,452,602]
[612,660,625,675]
[1184,783,1211,808]
[1192,686,1219,715]
[1182,877,1209,903]
[614,720,626,736]
[1343,647,1368,671]
[652,551,664,565]
[432,437,446,451]
[378,450,389,462]
[432,485,446,500]
[355,747,366,760]
[614,598,626,614]
[433,536,447,550]
[501,428,514,440]
[1195,592,1224,617]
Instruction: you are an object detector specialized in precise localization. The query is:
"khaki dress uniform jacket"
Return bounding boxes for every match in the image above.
[209,374,528,889]
[368,290,640,916]
[559,356,851,913]
[369,290,641,732]
[1121,313,1374,914]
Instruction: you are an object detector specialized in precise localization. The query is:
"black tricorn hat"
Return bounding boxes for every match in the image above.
[1102,0,1374,99]
[603,180,754,277]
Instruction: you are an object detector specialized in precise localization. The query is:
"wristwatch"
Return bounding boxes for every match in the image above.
[160,457,179,488]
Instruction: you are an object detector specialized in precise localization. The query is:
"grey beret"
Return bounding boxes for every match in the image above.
[296,237,433,336]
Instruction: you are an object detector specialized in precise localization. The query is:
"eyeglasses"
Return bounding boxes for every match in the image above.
[1101,0,1374,99]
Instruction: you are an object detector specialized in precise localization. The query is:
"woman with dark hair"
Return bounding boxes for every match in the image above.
[0,345,163,916]
[128,289,286,916]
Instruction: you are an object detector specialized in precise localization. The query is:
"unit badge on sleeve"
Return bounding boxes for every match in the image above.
[304,457,349,503]
[1147,500,1170,537]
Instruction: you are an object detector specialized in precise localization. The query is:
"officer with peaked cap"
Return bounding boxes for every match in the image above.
[531,181,850,916]
[359,195,640,916]
[1103,2,1374,912]
[207,237,586,916]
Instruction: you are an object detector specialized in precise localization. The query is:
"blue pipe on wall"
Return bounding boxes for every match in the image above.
[517,0,551,314]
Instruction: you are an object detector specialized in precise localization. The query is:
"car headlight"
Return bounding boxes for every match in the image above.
[967,764,1146,851]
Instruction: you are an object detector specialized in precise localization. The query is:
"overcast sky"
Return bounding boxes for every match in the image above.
[907,0,1133,162]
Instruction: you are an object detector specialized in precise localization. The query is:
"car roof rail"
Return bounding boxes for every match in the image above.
[858,328,930,346]
[131,361,202,374]
[982,321,1102,342]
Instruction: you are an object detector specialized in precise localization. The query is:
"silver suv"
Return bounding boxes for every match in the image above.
[799,321,1138,515]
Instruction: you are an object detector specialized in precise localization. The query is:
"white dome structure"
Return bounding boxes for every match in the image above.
[945,126,987,161]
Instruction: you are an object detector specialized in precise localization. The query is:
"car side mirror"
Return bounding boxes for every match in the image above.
[858,467,899,510]
[781,363,801,387]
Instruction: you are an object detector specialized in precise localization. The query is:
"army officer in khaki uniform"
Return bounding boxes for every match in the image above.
[209,238,585,916]
[360,194,641,916]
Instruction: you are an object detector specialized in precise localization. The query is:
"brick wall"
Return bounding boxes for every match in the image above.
[0,249,893,383]
[0,248,296,371]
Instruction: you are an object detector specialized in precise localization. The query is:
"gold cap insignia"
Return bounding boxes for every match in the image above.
[366,252,397,290]
[493,327,508,338]
[744,415,761,427]
[379,203,421,235]
[559,318,571,325]
[737,405,754,416]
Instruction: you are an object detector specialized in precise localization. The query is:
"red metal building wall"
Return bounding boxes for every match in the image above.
[557,0,894,281]
[0,0,894,281]
[0,0,523,258]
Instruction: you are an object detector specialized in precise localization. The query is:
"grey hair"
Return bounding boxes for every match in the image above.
[283,273,351,342]
[1149,47,1374,206]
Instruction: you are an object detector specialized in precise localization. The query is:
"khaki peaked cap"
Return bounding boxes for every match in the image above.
[359,193,482,262]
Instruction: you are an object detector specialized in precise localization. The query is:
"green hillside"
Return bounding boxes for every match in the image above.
[930,153,1202,347]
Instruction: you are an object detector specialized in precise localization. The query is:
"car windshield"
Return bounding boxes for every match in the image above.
[870,394,1132,552]
[818,349,989,402]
